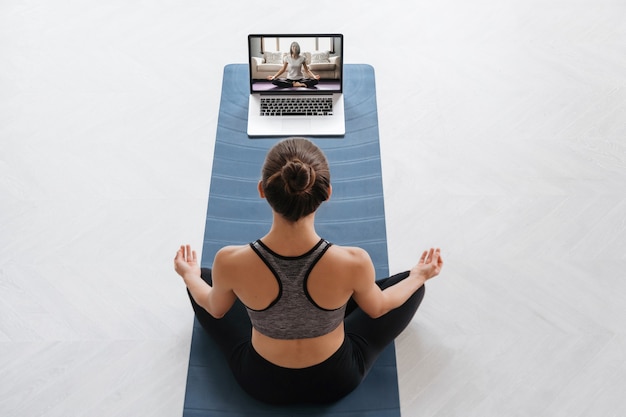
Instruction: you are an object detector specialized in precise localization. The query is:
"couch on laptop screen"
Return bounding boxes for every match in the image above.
[250,51,341,80]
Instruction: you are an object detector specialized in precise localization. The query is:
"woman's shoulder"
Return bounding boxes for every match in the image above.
[214,244,255,265]
[317,244,375,284]
[326,244,372,268]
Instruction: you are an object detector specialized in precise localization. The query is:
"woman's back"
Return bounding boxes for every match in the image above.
[213,236,373,368]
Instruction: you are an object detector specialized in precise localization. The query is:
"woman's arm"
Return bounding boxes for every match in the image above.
[267,62,288,80]
[302,62,320,80]
[174,245,236,318]
[351,248,443,318]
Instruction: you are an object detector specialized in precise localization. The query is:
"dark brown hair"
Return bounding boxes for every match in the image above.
[261,138,331,222]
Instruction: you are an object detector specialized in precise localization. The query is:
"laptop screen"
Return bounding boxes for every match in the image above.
[248,34,343,94]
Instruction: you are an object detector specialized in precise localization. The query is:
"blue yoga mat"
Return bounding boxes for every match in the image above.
[184,64,400,416]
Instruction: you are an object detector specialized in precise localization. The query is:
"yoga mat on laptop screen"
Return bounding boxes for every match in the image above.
[183,64,400,416]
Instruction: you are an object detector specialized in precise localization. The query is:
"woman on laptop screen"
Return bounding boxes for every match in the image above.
[174,138,443,404]
[267,41,320,88]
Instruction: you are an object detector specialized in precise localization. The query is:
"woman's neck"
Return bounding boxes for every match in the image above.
[261,213,320,255]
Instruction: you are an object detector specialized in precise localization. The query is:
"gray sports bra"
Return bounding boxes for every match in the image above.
[247,239,347,339]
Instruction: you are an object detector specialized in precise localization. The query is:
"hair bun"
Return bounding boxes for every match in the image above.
[281,159,316,194]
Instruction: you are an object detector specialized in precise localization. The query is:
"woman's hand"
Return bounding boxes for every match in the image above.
[266,75,275,80]
[411,248,443,282]
[174,244,201,279]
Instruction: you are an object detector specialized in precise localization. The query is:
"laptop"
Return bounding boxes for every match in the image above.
[247,34,345,137]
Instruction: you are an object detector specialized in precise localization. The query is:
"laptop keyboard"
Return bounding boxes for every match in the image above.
[260,97,333,116]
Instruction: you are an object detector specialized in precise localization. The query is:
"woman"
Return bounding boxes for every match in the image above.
[174,138,443,405]
[266,41,321,88]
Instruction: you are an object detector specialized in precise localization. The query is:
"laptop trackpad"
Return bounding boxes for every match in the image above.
[282,119,310,133]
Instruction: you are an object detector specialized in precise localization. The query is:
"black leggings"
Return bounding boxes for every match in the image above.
[188,269,425,405]
[272,78,319,88]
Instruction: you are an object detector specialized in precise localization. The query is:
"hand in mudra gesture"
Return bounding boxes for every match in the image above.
[412,248,443,282]
[174,244,201,279]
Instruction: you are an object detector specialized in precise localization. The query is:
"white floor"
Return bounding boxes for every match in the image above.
[1,1,625,416]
